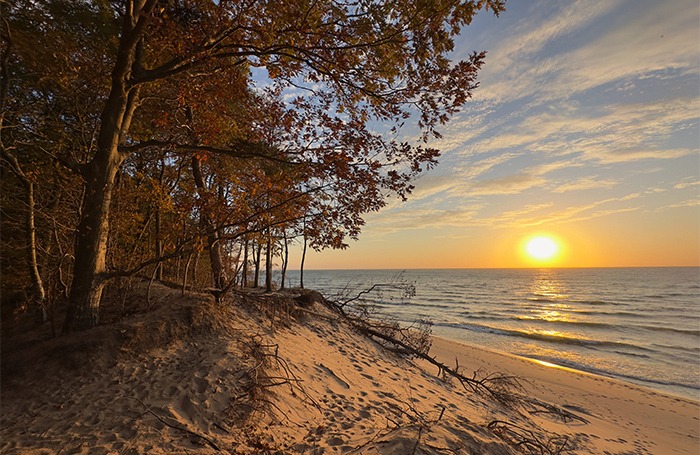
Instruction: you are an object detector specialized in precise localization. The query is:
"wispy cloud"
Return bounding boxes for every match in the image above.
[551,178,619,193]
[472,193,644,229]
[476,0,698,104]
[357,0,699,256]
[675,179,700,190]
[665,199,700,209]
[462,173,547,196]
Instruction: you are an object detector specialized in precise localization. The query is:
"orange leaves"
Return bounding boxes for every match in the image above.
[194,151,210,162]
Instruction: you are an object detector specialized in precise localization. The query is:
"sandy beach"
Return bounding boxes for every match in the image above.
[428,338,700,454]
[1,283,698,454]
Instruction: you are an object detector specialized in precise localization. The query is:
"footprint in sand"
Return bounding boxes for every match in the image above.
[326,436,345,446]
[319,364,350,389]
[193,376,208,394]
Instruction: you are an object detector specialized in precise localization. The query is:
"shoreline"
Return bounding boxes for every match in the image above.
[427,335,700,454]
[431,331,700,402]
[294,267,700,406]
[431,334,700,402]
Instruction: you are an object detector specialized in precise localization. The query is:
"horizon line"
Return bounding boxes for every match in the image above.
[285,265,700,271]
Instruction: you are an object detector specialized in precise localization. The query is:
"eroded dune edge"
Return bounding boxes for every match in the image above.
[2,282,698,454]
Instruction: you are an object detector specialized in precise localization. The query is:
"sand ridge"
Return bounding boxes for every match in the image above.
[1,282,698,454]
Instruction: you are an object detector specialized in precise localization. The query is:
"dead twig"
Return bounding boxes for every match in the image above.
[488,420,572,454]
[523,398,590,424]
[135,397,220,451]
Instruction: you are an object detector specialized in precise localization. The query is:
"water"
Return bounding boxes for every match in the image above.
[284,267,700,400]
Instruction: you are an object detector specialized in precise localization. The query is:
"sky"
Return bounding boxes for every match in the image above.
[297,0,700,270]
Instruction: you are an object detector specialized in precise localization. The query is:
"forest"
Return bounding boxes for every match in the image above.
[0,0,505,333]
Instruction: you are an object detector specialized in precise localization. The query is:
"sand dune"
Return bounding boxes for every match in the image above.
[1,283,698,454]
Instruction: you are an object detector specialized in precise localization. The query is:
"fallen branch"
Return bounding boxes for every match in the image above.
[318,283,526,405]
[135,397,220,451]
[488,420,572,455]
[524,398,589,424]
[355,323,523,405]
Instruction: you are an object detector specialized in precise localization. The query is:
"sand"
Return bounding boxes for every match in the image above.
[428,338,700,454]
[1,282,698,454]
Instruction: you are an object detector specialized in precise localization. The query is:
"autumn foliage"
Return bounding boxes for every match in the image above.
[0,0,505,331]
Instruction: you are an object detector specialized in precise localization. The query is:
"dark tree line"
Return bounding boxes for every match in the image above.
[0,0,505,332]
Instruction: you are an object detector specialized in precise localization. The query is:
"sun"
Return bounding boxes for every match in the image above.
[525,236,559,261]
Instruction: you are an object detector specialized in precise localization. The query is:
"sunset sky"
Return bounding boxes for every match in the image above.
[297,0,700,269]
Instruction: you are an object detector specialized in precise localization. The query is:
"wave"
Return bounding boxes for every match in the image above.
[570,299,624,306]
[637,325,700,337]
[434,322,654,353]
[524,355,700,393]
[513,318,617,330]
[652,343,700,354]
[571,310,646,318]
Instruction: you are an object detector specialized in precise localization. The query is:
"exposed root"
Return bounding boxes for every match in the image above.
[488,420,574,454]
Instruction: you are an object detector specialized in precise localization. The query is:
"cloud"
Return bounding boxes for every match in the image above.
[665,199,700,209]
[357,0,699,244]
[462,173,547,196]
[472,193,644,229]
[475,1,622,103]
[363,204,485,235]
[474,0,699,105]
[675,179,700,189]
[552,178,619,193]
[557,1,699,94]
[453,152,520,179]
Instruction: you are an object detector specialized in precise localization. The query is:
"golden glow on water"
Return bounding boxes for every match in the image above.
[538,310,569,322]
[526,272,578,324]
[532,329,565,338]
[530,272,566,299]
[529,357,587,375]
[532,359,559,368]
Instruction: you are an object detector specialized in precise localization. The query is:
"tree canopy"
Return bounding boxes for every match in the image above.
[0,0,505,331]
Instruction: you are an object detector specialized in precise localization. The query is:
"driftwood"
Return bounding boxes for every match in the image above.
[319,287,589,453]
[357,323,523,405]
[322,297,524,406]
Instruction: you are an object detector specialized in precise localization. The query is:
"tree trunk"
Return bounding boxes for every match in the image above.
[0,150,47,320]
[253,242,262,288]
[26,180,47,321]
[265,232,272,292]
[300,232,307,289]
[64,152,123,331]
[192,155,226,289]
[0,26,45,320]
[280,231,288,290]
[155,156,165,280]
[182,252,193,296]
[154,208,163,281]
[191,251,200,285]
[242,237,249,288]
[62,1,154,331]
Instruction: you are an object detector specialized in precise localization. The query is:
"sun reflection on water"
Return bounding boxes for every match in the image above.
[530,271,568,300]
[524,271,577,324]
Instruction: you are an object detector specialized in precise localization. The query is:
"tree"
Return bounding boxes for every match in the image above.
[0,5,94,323]
[5,0,505,331]
[0,20,45,317]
